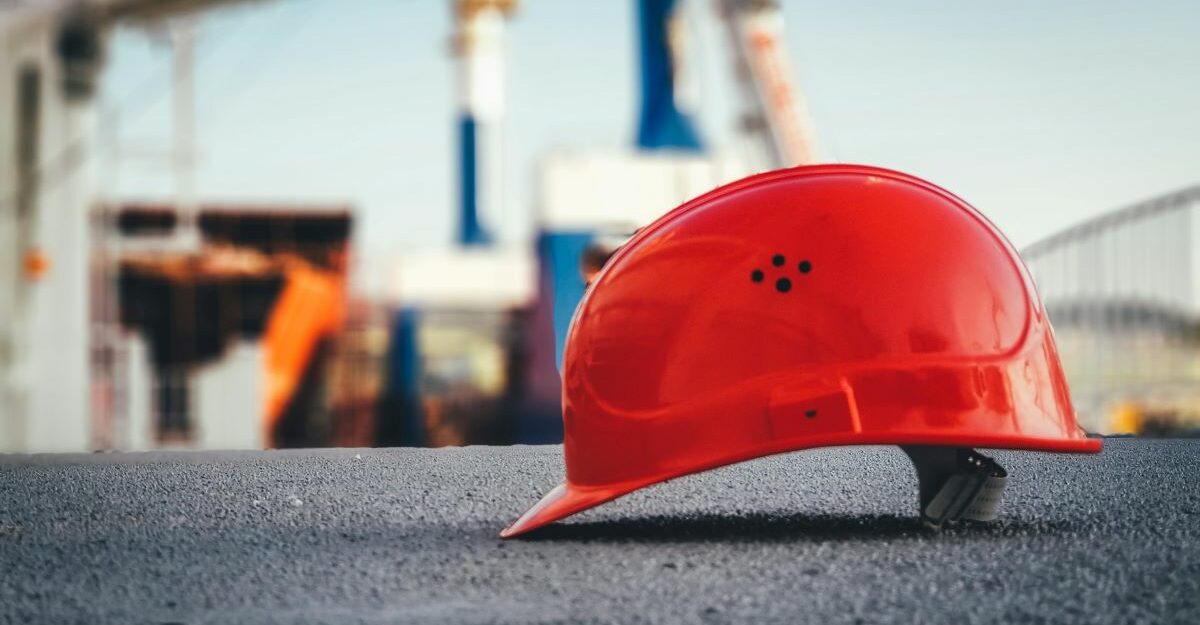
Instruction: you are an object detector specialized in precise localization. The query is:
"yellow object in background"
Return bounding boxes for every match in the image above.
[1108,402,1144,435]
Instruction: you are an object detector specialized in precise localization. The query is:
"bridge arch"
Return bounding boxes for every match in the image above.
[1020,185,1200,434]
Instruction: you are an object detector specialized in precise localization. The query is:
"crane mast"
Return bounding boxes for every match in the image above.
[717,0,817,168]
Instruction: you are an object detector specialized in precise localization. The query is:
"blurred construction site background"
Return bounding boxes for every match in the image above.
[2,0,1198,452]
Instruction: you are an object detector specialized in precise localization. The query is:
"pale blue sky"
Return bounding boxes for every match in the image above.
[100,0,1200,288]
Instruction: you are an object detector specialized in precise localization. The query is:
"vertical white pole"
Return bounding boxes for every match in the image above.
[27,77,93,452]
[171,17,198,250]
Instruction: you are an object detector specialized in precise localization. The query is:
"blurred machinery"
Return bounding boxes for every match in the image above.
[377,0,820,447]
[1,0,359,452]
[1,0,818,451]
[381,249,535,446]
[102,203,352,449]
[377,1,540,447]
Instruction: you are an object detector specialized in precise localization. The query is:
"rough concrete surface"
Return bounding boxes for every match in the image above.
[1,439,1197,624]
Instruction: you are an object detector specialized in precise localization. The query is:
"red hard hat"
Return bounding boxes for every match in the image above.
[503,164,1101,538]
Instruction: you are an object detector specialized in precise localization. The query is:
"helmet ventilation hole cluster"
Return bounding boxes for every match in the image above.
[750,253,812,293]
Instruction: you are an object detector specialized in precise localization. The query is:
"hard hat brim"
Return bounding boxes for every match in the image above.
[500,481,629,538]
[501,433,1101,538]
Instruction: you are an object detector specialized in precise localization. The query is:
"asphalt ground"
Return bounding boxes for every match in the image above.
[1,439,1197,624]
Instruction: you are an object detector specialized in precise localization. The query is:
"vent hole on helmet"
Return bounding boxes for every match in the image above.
[775,278,792,293]
[772,254,785,267]
[805,409,817,418]
[751,269,764,283]
[798,260,812,274]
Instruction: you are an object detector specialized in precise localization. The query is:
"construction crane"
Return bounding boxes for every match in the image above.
[717,0,817,167]
[538,0,820,378]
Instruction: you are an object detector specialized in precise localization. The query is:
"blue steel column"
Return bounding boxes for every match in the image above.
[635,0,703,152]
[452,0,515,246]
[458,115,485,245]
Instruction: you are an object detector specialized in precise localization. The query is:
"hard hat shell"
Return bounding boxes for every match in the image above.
[502,164,1101,538]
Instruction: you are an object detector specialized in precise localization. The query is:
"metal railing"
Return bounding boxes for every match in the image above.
[1021,185,1200,433]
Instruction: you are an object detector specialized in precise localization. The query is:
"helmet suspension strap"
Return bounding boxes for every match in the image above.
[901,446,1008,529]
